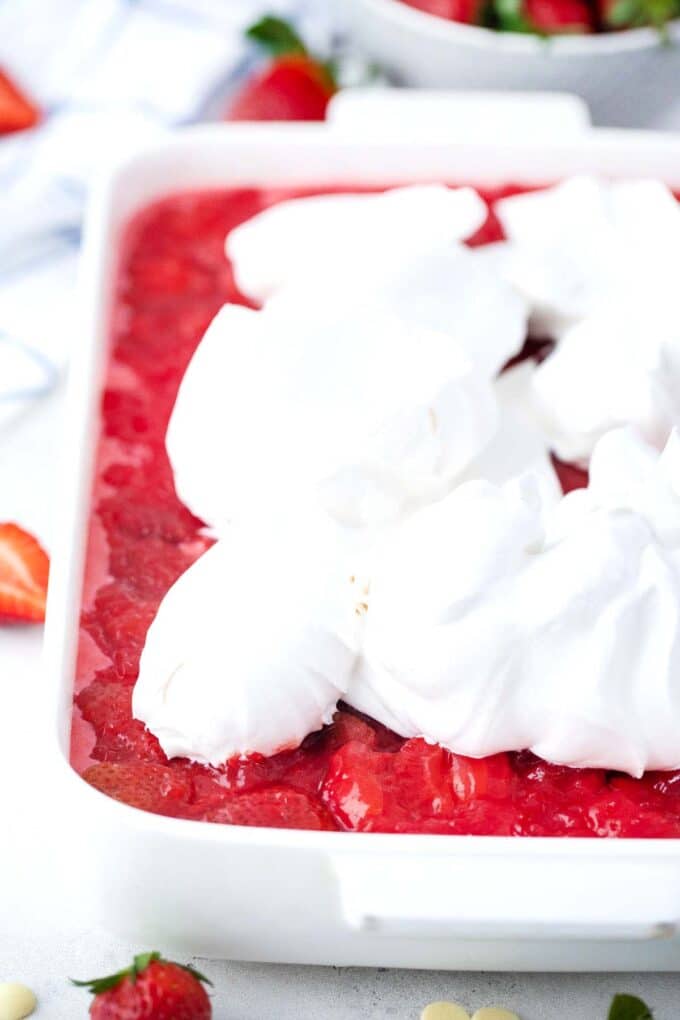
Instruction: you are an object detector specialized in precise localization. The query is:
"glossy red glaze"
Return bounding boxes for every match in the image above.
[72,183,680,835]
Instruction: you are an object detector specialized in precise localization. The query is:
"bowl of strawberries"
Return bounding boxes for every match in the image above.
[343,0,680,123]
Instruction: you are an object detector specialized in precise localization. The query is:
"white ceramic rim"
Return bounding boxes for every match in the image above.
[360,0,680,55]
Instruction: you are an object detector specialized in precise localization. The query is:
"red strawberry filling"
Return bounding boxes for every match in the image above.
[73,183,680,836]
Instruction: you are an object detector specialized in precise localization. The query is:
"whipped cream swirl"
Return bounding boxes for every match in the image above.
[350,427,680,776]
[166,301,500,529]
[531,298,680,464]
[133,510,361,765]
[497,177,680,463]
[227,185,488,303]
[496,176,680,338]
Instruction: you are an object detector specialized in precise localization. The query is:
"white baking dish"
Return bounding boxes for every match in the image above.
[44,96,680,970]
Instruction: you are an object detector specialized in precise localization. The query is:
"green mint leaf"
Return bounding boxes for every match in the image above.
[608,994,654,1020]
[246,16,308,57]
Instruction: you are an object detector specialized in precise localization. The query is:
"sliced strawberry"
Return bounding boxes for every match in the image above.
[82,762,191,816]
[392,800,517,835]
[0,523,49,623]
[76,679,167,763]
[400,0,484,23]
[321,741,386,830]
[326,708,378,750]
[586,793,662,837]
[203,786,335,830]
[0,69,40,136]
[389,739,456,816]
[227,16,336,122]
[76,679,134,733]
[81,582,159,683]
[451,751,515,802]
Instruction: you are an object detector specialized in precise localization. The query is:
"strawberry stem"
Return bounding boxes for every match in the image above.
[246,16,308,57]
[71,952,212,995]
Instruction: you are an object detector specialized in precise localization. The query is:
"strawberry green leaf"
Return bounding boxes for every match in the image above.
[493,0,538,32]
[606,0,643,22]
[70,966,135,995]
[246,16,308,57]
[71,952,162,996]
[133,952,161,977]
[608,994,654,1020]
[605,0,678,32]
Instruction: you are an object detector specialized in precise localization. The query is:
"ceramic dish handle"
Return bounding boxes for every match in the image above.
[327,89,592,141]
[331,853,679,941]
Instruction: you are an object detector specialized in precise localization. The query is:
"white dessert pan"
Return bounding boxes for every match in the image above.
[44,94,680,969]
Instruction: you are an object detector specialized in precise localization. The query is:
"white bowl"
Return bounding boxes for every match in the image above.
[343,0,680,125]
[44,111,680,967]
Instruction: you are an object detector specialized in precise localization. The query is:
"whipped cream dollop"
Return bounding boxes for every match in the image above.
[461,360,560,505]
[348,427,680,776]
[133,510,360,765]
[166,301,500,529]
[496,176,680,337]
[269,243,528,379]
[226,185,488,303]
[531,298,680,464]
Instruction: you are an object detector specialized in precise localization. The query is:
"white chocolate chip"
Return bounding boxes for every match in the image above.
[421,1002,471,1020]
[472,1008,521,1020]
[0,983,37,1020]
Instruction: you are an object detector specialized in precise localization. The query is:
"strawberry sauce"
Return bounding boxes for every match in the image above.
[72,184,680,836]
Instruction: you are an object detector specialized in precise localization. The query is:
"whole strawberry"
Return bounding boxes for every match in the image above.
[493,0,593,30]
[73,952,212,1020]
[401,0,485,23]
[227,16,337,122]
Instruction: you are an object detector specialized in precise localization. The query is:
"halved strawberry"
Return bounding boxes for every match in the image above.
[0,68,40,135]
[227,17,337,122]
[82,762,191,816]
[451,751,515,802]
[321,741,386,830]
[202,786,335,830]
[0,523,49,623]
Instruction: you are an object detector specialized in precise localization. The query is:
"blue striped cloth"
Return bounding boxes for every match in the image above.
[0,0,331,427]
